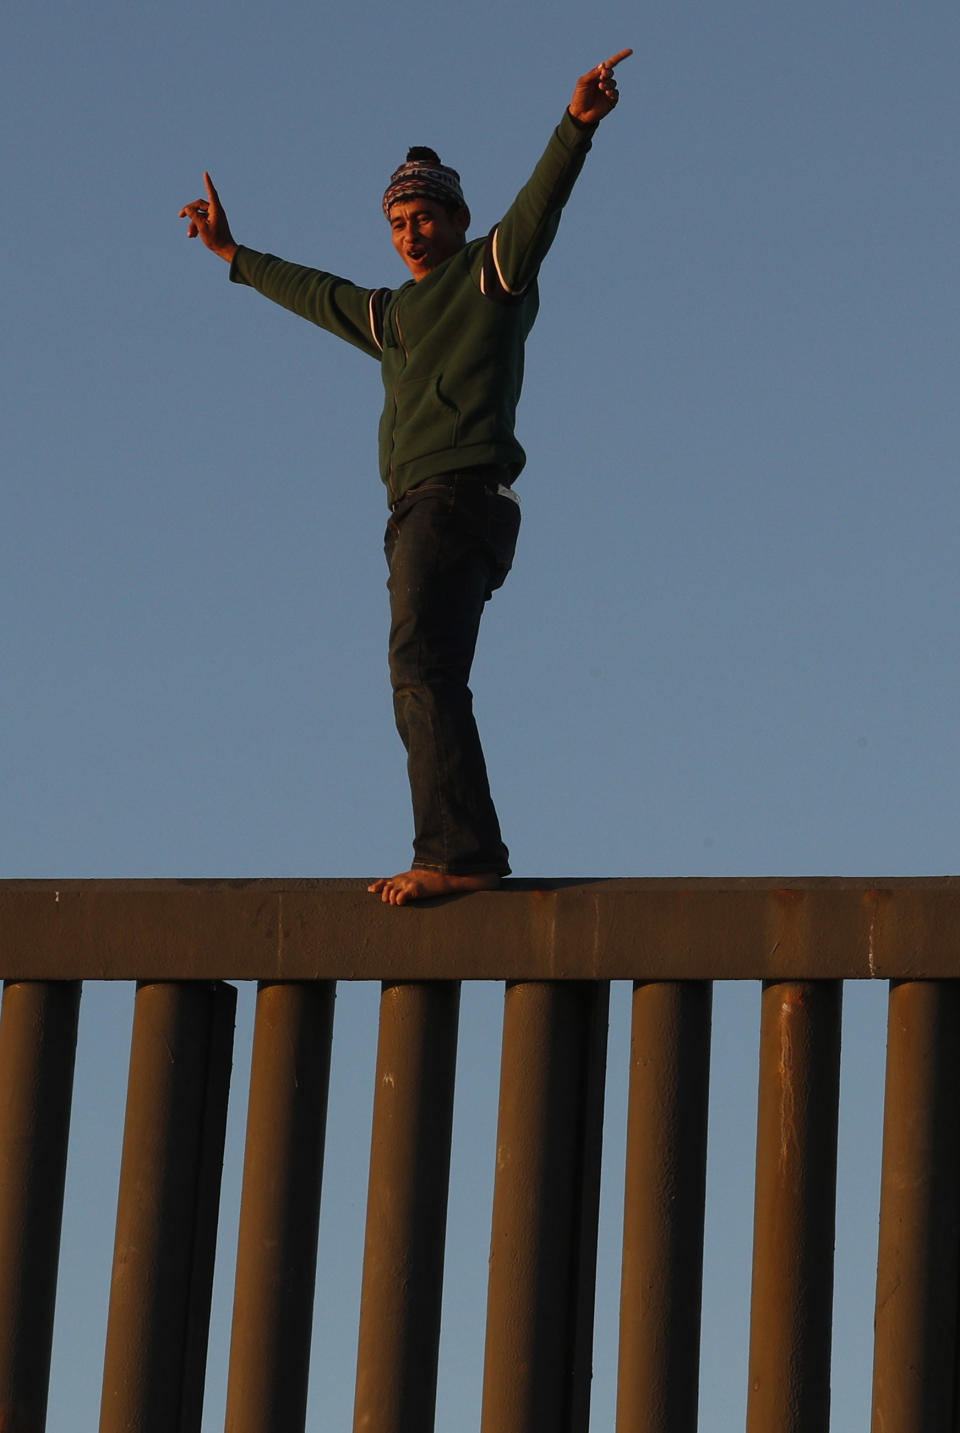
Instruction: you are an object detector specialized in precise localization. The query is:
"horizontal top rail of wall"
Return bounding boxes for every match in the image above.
[1,875,960,980]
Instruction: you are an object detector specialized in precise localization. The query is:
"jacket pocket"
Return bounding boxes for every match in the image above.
[395,374,460,454]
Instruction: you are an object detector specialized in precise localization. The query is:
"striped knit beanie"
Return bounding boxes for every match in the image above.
[382,146,467,216]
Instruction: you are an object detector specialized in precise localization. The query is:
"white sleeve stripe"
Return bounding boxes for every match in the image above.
[491,227,527,296]
[368,292,383,351]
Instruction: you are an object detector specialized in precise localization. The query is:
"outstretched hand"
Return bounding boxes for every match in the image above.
[179,172,238,263]
[569,48,633,125]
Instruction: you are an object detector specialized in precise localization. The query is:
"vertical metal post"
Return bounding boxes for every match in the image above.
[615,981,712,1433]
[352,981,460,1433]
[480,980,609,1433]
[99,980,236,1433]
[0,980,81,1433]
[224,981,335,1433]
[746,980,842,1433]
[871,980,960,1433]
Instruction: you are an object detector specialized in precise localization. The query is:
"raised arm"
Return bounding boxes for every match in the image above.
[483,48,632,299]
[179,173,384,357]
[179,172,238,264]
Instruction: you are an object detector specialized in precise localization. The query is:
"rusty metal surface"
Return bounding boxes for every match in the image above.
[1,877,960,980]
[3,887,960,1433]
[616,981,712,1433]
[871,981,960,1433]
[480,981,608,1433]
[99,980,236,1433]
[353,982,459,1433]
[746,981,842,1433]
[0,981,80,1433]
[224,981,335,1433]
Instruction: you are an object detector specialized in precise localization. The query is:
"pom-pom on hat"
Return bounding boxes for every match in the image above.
[382,146,467,217]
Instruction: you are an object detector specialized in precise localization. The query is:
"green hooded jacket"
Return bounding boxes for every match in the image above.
[230,109,596,504]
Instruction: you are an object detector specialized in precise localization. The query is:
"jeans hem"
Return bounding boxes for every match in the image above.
[412,861,511,878]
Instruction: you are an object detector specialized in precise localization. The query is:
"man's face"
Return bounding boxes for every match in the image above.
[389,198,469,281]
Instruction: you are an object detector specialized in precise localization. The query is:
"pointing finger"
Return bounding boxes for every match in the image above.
[602,48,633,70]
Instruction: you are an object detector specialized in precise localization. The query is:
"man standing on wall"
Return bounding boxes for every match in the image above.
[180,50,631,904]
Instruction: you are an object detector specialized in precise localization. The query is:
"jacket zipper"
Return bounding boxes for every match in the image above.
[386,304,408,505]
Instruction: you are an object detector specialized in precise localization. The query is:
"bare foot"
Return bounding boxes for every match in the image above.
[367,869,501,906]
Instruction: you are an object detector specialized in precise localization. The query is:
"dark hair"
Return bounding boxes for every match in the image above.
[405,146,442,164]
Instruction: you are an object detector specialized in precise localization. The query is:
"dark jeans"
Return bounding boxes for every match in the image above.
[384,469,521,875]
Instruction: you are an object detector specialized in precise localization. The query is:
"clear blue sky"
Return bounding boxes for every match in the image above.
[3,0,957,1426]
